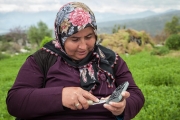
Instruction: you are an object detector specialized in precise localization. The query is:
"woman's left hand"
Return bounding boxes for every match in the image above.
[103,91,130,116]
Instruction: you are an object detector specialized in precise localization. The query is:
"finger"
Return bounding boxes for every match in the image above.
[74,102,82,110]
[103,104,124,116]
[69,93,81,110]
[82,91,99,102]
[70,94,80,110]
[100,95,110,100]
[103,104,119,112]
[87,100,93,105]
[70,104,78,110]
[109,100,125,108]
[121,91,130,99]
[76,93,89,109]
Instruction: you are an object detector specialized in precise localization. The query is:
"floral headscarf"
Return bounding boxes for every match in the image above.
[54,2,97,45]
[43,2,118,92]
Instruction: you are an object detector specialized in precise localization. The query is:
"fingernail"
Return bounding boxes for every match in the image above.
[121,91,125,96]
[109,102,113,105]
[96,99,99,102]
[100,97,105,100]
[103,104,108,107]
[87,100,93,105]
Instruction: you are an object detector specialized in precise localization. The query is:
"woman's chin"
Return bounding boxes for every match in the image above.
[75,54,87,60]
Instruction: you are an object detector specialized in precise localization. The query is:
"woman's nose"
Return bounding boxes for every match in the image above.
[79,39,87,49]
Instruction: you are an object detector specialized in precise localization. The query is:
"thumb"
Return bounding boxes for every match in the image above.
[121,91,130,99]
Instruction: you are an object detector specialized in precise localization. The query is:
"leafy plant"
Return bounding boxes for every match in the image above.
[151,46,169,55]
[165,34,180,50]
[40,36,53,48]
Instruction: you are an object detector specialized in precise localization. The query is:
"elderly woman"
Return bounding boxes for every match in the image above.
[6,2,144,120]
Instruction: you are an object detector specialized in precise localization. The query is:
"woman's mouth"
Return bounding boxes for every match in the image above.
[78,51,87,55]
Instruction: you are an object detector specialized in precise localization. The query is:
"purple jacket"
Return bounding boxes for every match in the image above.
[6,55,145,120]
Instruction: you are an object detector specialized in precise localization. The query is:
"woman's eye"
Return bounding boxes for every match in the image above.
[86,35,92,39]
[72,39,78,42]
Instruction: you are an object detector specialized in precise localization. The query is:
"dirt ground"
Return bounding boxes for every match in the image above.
[164,50,180,57]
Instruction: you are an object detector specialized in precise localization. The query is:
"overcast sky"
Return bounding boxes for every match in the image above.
[1,0,180,14]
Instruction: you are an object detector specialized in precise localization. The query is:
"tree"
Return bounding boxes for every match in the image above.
[123,25,126,29]
[112,24,126,34]
[164,16,180,35]
[0,26,27,43]
[27,21,52,46]
[112,24,121,33]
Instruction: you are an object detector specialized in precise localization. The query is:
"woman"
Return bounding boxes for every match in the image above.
[6,2,145,120]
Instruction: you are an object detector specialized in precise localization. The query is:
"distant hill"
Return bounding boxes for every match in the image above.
[95,10,157,22]
[98,10,180,36]
[0,10,159,35]
[0,10,180,36]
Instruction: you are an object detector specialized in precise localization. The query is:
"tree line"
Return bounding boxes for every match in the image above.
[0,21,52,47]
[0,16,180,53]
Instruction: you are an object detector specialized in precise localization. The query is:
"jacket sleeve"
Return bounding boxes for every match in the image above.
[115,55,145,120]
[6,56,64,119]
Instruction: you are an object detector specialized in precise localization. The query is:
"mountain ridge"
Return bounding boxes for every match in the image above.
[98,10,180,36]
[0,10,180,36]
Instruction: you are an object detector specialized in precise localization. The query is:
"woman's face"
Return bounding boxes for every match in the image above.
[64,27,96,60]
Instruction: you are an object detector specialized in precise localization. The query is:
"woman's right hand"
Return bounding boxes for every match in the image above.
[62,87,99,110]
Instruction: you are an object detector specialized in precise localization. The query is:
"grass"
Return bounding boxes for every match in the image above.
[0,51,180,119]
[0,53,31,120]
[120,51,180,120]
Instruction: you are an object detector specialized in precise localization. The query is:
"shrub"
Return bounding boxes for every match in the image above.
[151,46,169,55]
[0,42,21,54]
[127,42,143,54]
[0,42,10,51]
[11,42,21,53]
[40,36,53,48]
[165,34,180,50]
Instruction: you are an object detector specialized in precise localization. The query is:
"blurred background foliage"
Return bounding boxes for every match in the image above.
[0,16,180,120]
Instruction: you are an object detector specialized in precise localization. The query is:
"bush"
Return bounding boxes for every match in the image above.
[0,42,21,54]
[10,42,21,53]
[0,42,10,51]
[151,46,169,55]
[127,42,143,54]
[165,34,180,50]
[40,36,53,48]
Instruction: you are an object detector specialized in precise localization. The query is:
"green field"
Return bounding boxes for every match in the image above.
[0,51,180,120]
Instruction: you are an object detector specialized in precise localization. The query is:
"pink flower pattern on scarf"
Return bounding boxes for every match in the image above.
[69,8,91,27]
[80,68,87,83]
[87,64,95,80]
[55,2,97,45]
